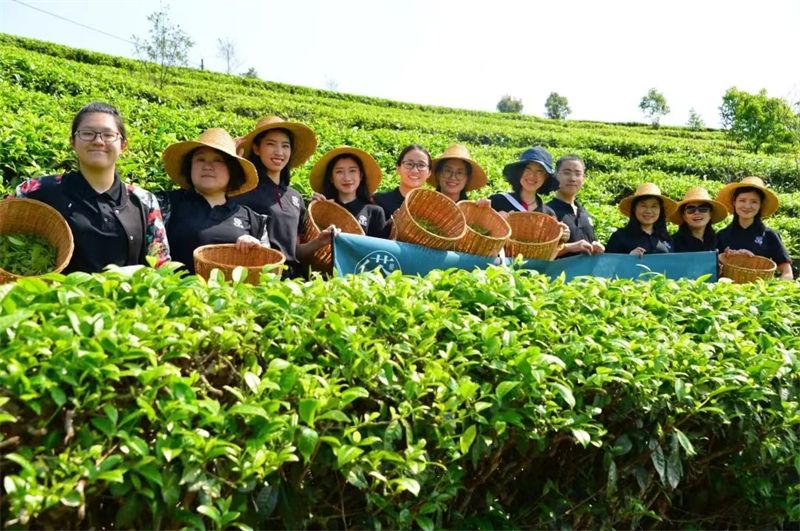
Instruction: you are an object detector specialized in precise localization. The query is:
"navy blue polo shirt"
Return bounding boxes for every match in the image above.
[672,226,717,252]
[716,221,790,265]
[547,197,597,257]
[489,192,556,217]
[232,176,306,271]
[374,187,406,219]
[338,199,390,238]
[158,190,269,273]
[606,225,672,254]
[16,171,145,272]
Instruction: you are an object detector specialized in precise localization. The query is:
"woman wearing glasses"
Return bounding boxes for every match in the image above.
[374,144,432,219]
[15,101,170,273]
[669,187,727,252]
[427,144,487,202]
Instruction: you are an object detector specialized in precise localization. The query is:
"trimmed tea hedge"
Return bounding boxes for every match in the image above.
[1,266,799,528]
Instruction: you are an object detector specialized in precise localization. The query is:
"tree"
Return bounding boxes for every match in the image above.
[687,108,704,130]
[131,8,194,89]
[497,95,523,113]
[241,67,259,79]
[719,87,794,152]
[639,88,669,127]
[217,38,242,74]
[544,92,571,120]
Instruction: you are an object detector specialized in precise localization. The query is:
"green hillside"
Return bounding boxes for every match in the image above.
[1,33,799,254]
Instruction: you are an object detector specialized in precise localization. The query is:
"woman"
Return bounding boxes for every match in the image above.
[374,144,432,219]
[606,183,677,256]
[489,146,558,216]
[715,176,793,280]
[234,115,330,277]
[309,146,389,238]
[15,101,170,273]
[426,144,487,202]
[669,186,727,252]
[156,128,270,273]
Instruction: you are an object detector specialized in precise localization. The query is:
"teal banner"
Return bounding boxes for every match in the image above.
[333,233,718,281]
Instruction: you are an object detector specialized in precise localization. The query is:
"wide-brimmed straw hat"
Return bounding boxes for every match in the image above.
[618,183,678,218]
[668,186,728,225]
[502,146,559,194]
[238,116,317,169]
[716,176,780,219]
[427,144,488,192]
[162,128,258,197]
[309,146,383,195]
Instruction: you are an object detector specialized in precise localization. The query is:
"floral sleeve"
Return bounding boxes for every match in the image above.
[129,185,171,267]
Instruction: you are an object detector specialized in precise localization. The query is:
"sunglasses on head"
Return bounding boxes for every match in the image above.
[684,204,711,214]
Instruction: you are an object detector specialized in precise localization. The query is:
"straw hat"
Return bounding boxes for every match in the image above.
[716,176,779,219]
[309,146,383,195]
[668,186,728,225]
[238,116,317,169]
[427,144,488,192]
[618,183,678,218]
[502,146,559,194]
[162,128,258,197]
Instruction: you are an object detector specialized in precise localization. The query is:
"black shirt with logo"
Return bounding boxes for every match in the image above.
[716,221,790,265]
[672,226,717,253]
[157,189,269,273]
[606,225,673,254]
[489,192,556,217]
[232,177,306,273]
[547,197,596,257]
[374,187,406,220]
[338,199,390,238]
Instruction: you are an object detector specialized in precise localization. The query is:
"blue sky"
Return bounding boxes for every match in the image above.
[2,0,798,127]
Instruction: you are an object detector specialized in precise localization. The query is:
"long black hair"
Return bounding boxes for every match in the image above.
[627,195,672,242]
[731,186,766,232]
[322,153,371,204]
[433,158,471,201]
[249,127,294,187]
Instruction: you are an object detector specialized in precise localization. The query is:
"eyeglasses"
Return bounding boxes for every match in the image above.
[440,169,467,180]
[74,130,122,143]
[684,204,711,214]
[400,161,429,171]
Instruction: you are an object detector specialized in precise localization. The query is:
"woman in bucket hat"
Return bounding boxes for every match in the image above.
[374,144,432,219]
[669,186,727,252]
[16,101,170,273]
[234,115,331,277]
[606,183,677,256]
[715,176,792,280]
[309,146,389,238]
[156,128,270,274]
[489,146,559,216]
[427,144,488,202]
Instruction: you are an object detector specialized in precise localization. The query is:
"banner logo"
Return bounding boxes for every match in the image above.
[355,250,401,275]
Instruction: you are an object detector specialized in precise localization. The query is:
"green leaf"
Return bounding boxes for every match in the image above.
[299,398,320,426]
[572,429,591,447]
[415,516,434,531]
[393,477,420,496]
[495,381,519,401]
[49,386,66,407]
[97,469,126,483]
[297,427,319,463]
[552,382,576,408]
[229,404,268,419]
[612,434,633,456]
[243,372,260,394]
[334,445,363,469]
[60,490,82,507]
[650,439,666,485]
[666,447,683,489]
[339,387,369,406]
[607,459,618,495]
[459,425,477,455]
[673,428,695,456]
[91,416,114,437]
[197,504,222,524]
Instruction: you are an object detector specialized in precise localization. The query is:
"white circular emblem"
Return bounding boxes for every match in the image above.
[355,250,401,275]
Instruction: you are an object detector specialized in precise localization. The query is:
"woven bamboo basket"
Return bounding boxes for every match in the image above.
[455,201,511,257]
[305,200,365,273]
[504,211,563,261]
[0,197,74,283]
[719,253,776,283]
[392,188,466,251]
[193,244,284,284]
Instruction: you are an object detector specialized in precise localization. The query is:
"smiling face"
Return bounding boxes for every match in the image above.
[681,201,712,230]
[437,159,469,197]
[331,156,362,198]
[519,162,548,193]
[555,159,585,196]
[634,197,661,227]
[397,148,431,190]
[189,147,230,196]
[733,191,762,223]
[70,112,127,171]
[253,129,292,174]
